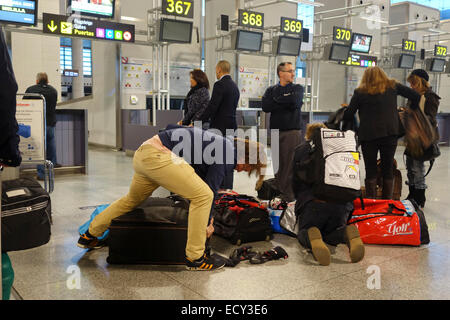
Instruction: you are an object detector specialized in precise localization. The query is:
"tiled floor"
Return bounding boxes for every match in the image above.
[6,145,450,300]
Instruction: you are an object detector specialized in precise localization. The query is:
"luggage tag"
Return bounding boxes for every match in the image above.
[6,188,31,198]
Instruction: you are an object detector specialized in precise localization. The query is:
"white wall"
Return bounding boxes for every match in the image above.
[11,0,62,99]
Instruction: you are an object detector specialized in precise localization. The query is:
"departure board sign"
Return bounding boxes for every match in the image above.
[341,54,377,68]
[402,39,416,52]
[162,0,194,19]
[280,17,303,35]
[238,9,264,29]
[0,0,38,26]
[435,45,447,57]
[43,13,135,43]
[333,26,352,45]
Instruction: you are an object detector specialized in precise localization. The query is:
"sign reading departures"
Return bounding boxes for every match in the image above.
[43,13,135,43]
[280,17,303,35]
[162,0,194,19]
[238,9,264,29]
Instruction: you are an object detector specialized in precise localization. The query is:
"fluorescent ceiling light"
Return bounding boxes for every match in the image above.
[121,16,141,22]
[286,0,324,7]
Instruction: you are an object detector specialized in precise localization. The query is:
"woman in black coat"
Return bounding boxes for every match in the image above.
[344,66,420,199]
[178,69,210,127]
[404,69,441,208]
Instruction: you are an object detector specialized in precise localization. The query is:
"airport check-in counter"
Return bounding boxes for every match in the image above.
[437,113,450,146]
[19,107,88,177]
[122,109,184,154]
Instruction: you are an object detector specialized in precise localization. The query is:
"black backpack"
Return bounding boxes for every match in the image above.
[294,127,362,204]
[212,193,273,245]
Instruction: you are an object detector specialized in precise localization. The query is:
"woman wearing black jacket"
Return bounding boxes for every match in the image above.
[405,69,441,208]
[344,66,420,199]
[178,69,210,127]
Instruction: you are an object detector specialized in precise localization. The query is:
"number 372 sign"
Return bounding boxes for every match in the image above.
[162,0,194,19]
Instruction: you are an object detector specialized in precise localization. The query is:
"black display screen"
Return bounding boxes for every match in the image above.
[159,18,193,43]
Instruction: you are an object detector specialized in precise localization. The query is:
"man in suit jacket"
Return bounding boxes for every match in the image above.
[202,60,240,190]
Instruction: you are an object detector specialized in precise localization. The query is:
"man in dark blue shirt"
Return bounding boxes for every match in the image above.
[25,73,59,179]
[78,125,266,271]
[262,62,304,202]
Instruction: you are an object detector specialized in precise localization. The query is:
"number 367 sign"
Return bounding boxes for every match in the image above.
[162,0,194,19]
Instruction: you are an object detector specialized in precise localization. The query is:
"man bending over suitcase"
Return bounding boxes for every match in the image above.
[293,123,365,266]
[78,125,266,271]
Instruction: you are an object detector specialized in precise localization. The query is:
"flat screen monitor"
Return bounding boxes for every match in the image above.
[398,54,416,69]
[277,36,301,56]
[431,58,446,72]
[351,33,372,53]
[69,0,115,18]
[329,43,350,62]
[159,18,193,43]
[235,30,263,52]
[0,0,38,26]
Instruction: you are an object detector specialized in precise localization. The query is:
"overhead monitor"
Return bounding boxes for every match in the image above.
[69,0,115,18]
[398,54,416,69]
[350,33,372,54]
[159,18,193,43]
[276,36,301,56]
[429,58,446,72]
[329,43,351,62]
[0,0,38,26]
[234,30,263,52]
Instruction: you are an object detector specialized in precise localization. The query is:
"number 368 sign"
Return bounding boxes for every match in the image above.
[162,0,194,19]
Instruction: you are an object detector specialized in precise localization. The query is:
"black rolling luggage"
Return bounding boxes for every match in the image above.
[1,178,52,252]
[106,196,189,265]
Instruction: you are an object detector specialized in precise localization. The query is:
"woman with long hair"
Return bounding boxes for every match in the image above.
[344,66,421,199]
[404,69,441,208]
[178,69,210,126]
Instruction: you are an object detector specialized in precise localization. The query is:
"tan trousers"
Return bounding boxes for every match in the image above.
[89,144,214,261]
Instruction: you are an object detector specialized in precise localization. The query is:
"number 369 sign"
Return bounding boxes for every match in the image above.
[162,0,194,19]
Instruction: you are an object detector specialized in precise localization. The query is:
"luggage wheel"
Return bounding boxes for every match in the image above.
[265,235,271,242]
[236,239,242,246]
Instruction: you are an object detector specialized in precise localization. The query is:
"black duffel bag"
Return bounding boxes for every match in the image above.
[1,178,52,252]
[256,178,280,200]
[213,192,273,246]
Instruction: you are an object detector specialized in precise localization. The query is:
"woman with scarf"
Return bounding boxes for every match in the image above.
[178,69,210,127]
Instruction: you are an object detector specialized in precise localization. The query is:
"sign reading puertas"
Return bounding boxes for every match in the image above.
[43,13,135,43]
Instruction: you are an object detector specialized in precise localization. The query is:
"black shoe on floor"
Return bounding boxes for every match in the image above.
[185,252,226,271]
[77,231,106,249]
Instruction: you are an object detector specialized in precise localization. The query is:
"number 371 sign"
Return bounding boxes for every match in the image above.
[162,0,194,19]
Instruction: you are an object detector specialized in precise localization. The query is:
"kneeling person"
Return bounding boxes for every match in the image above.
[292,123,365,266]
[78,125,266,271]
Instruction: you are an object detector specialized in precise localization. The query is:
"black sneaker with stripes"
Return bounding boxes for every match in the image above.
[77,231,106,249]
[185,252,226,271]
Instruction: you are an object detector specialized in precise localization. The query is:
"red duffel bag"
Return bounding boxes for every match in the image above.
[348,199,430,246]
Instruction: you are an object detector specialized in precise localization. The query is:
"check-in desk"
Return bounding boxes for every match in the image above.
[437,113,450,146]
[122,109,184,153]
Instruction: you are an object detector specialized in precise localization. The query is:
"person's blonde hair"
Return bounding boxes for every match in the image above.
[216,60,231,74]
[357,66,397,95]
[407,74,430,95]
[305,122,326,140]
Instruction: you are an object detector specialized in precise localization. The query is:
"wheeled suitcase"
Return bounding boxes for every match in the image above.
[1,178,52,252]
[106,196,189,265]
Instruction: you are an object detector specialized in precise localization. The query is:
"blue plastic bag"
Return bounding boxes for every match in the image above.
[78,204,110,240]
[269,209,290,235]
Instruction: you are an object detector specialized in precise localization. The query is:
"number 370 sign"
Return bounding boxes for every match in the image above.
[162,0,194,19]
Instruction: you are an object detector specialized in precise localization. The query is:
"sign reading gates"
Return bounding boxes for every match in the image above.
[43,13,135,43]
